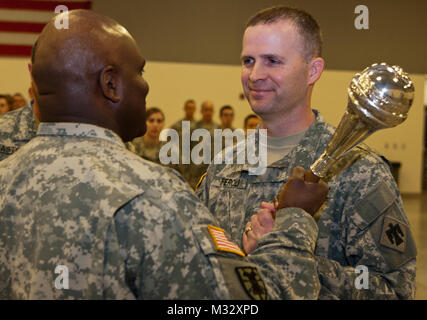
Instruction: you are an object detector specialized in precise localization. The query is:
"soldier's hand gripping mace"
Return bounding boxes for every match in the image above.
[305,63,415,183]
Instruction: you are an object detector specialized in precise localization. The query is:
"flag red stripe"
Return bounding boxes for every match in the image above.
[212,230,232,240]
[0,1,91,11]
[216,238,236,245]
[0,44,32,56]
[216,237,237,243]
[0,21,46,33]
[217,243,241,251]
[218,242,240,250]
[211,231,242,250]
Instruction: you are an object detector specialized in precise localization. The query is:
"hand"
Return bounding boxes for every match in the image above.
[242,202,275,254]
[275,166,328,216]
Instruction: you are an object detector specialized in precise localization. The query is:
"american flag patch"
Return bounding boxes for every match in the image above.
[207,225,245,257]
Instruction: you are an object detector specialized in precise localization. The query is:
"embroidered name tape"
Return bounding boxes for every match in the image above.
[207,225,245,257]
[0,144,19,154]
[221,178,240,188]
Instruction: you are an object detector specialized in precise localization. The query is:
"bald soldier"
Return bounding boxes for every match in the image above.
[0,9,328,299]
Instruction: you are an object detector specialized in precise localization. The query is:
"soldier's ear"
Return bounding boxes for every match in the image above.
[308,57,324,86]
[100,65,121,103]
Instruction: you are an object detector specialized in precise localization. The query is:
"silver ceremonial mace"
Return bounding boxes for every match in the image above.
[306,63,415,182]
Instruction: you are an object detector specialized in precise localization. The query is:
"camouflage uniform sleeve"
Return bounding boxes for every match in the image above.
[109,171,269,300]
[316,178,417,299]
[124,141,137,154]
[110,192,218,299]
[246,207,320,300]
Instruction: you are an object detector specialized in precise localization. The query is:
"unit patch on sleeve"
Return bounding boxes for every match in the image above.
[380,216,407,253]
[235,267,267,300]
[207,225,245,257]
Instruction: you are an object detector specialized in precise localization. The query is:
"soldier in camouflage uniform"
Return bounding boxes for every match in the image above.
[197,6,417,299]
[0,102,38,161]
[0,9,328,300]
[0,45,41,162]
[168,100,197,186]
[189,101,220,189]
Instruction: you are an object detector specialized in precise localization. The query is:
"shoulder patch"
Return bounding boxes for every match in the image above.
[380,216,407,253]
[195,172,207,191]
[235,267,267,300]
[207,225,245,257]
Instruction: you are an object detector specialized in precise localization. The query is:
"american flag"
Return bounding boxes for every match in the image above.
[0,0,91,57]
[208,225,246,257]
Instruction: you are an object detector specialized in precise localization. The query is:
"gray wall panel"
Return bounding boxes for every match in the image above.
[93,0,427,73]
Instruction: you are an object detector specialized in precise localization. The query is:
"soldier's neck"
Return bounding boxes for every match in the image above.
[261,107,314,137]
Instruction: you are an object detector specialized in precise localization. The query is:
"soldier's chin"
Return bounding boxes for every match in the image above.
[249,101,270,115]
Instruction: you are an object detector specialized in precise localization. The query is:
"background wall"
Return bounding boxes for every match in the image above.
[143,61,251,128]
[0,57,31,99]
[93,0,427,74]
[425,78,427,105]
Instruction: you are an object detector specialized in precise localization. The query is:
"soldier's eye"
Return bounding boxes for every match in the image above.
[267,57,281,65]
[242,57,254,66]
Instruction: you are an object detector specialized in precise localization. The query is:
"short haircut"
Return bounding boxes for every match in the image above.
[244,114,259,127]
[220,105,233,116]
[0,94,13,106]
[201,101,215,113]
[184,99,195,107]
[146,107,165,120]
[246,6,322,61]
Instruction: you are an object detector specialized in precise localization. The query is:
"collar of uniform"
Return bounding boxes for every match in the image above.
[267,109,330,168]
[13,103,38,142]
[239,109,331,173]
[37,122,125,147]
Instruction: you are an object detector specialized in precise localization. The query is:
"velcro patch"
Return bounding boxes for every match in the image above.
[235,267,267,300]
[208,225,245,257]
[380,216,407,253]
